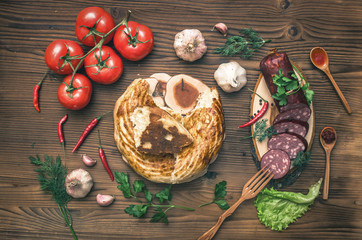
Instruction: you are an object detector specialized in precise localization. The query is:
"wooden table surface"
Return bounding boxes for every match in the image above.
[1,0,361,239]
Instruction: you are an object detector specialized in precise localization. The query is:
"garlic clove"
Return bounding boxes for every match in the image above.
[96,194,115,206]
[65,168,93,199]
[213,23,228,36]
[82,154,97,167]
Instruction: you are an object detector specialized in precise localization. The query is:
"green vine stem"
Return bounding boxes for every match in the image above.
[58,204,77,240]
[67,10,131,94]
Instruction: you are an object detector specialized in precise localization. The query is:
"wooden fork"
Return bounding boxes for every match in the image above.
[198,166,274,240]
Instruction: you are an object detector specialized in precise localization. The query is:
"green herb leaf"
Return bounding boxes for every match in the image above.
[115,172,132,198]
[215,199,230,210]
[144,189,153,202]
[293,151,311,168]
[215,28,271,59]
[243,119,276,142]
[116,172,193,224]
[125,204,148,218]
[30,155,77,239]
[133,180,145,193]
[155,185,172,203]
[30,155,70,206]
[214,181,227,199]
[199,181,230,210]
[150,207,168,224]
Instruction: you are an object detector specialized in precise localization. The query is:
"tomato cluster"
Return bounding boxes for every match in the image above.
[43,7,154,110]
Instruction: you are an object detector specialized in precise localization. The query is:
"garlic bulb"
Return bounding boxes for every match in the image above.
[174,29,207,62]
[65,168,93,198]
[214,61,247,93]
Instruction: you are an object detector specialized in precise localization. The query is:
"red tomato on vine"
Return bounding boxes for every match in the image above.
[45,39,84,75]
[84,46,123,84]
[57,74,92,110]
[75,7,115,47]
[113,21,154,61]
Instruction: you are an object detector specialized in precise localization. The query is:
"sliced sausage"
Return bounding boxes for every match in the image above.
[261,149,291,179]
[268,133,307,159]
[260,51,308,110]
[273,119,309,137]
[280,103,309,113]
[273,106,311,124]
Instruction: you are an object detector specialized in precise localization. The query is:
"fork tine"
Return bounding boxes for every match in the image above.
[251,171,274,196]
[243,164,271,192]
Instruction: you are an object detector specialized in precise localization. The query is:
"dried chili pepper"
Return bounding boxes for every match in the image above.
[72,111,111,153]
[33,70,48,112]
[98,130,114,181]
[58,114,68,150]
[238,89,269,128]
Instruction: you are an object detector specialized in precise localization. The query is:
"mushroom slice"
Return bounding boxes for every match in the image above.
[150,73,171,96]
[164,74,209,115]
[130,106,193,155]
[144,77,159,95]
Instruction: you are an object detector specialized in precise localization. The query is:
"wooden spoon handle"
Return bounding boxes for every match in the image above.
[324,69,352,114]
[323,150,331,200]
[198,196,247,240]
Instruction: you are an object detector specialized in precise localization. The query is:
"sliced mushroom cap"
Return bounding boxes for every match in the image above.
[164,74,209,115]
[144,77,159,95]
[150,73,171,96]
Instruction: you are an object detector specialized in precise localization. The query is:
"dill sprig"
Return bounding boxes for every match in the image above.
[30,155,77,240]
[215,28,271,59]
[242,119,276,142]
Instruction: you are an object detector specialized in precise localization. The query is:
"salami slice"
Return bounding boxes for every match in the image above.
[273,106,311,124]
[273,119,309,137]
[268,133,307,159]
[261,149,291,179]
[280,103,309,113]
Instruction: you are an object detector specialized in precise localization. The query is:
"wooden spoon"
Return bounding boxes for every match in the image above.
[320,127,337,200]
[310,47,352,114]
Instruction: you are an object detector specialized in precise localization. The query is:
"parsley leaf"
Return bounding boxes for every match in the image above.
[199,181,230,210]
[215,28,271,59]
[155,185,172,203]
[125,204,148,218]
[115,171,194,224]
[150,207,169,224]
[271,66,314,107]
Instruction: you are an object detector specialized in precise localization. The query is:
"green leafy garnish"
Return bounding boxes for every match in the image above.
[115,172,194,224]
[242,119,276,142]
[215,28,271,59]
[254,178,322,231]
[199,181,230,210]
[293,151,311,168]
[30,155,77,240]
[271,66,314,106]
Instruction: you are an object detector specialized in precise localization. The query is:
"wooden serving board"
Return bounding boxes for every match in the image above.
[250,62,315,165]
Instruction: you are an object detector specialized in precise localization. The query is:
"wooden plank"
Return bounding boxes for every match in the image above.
[0,0,361,239]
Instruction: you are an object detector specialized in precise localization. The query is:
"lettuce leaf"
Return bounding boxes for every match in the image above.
[254,178,322,231]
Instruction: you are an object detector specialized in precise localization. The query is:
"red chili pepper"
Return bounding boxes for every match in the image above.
[33,71,48,112]
[98,130,114,181]
[238,89,269,128]
[58,114,68,149]
[72,111,111,153]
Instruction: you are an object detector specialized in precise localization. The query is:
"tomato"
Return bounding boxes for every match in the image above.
[45,39,84,75]
[84,46,123,84]
[75,7,115,47]
[113,21,154,61]
[57,74,92,110]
